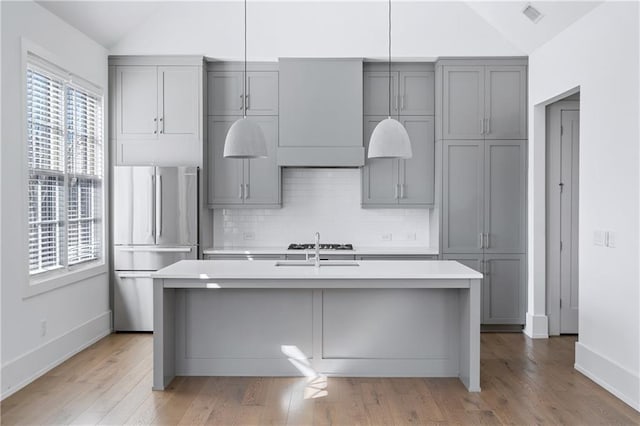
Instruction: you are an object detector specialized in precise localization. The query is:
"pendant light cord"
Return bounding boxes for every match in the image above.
[243,0,247,118]
[388,0,392,119]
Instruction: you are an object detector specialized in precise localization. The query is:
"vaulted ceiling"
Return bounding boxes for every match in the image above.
[37,1,603,54]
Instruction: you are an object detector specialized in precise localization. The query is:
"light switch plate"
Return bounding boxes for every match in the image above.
[593,230,605,246]
[606,231,616,248]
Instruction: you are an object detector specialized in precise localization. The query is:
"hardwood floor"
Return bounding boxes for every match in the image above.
[1,333,638,425]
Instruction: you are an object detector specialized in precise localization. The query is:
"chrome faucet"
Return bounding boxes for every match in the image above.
[314,232,321,268]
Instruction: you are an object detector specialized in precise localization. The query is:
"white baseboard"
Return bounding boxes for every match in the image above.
[524,312,549,339]
[1,310,112,400]
[575,341,640,412]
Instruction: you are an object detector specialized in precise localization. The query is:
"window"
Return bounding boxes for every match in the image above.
[27,59,104,279]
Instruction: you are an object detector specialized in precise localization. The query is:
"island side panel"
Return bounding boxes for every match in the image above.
[459,279,481,392]
[153,279,176,390]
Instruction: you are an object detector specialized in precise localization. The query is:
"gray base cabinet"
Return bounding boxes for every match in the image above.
[110,57,203,166]
[443,253,525,325]
[207,116,281,208]
[440,61,526,140]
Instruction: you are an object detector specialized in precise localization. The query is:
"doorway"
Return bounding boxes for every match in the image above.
[546,94,580,335]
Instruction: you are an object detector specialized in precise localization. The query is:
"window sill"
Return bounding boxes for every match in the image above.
[24,262,107,299]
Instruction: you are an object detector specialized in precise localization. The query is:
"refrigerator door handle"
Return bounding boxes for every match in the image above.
[117,247,193,253]
[118,272,154,279]
[149,173,155,237]
[156,174,163,237]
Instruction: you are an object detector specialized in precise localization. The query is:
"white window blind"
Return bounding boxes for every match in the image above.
[27,60,104,277]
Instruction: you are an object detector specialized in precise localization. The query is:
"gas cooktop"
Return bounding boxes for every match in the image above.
[287,243,354,251]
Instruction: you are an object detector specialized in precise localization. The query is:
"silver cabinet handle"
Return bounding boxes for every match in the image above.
[153,117,158,134]
[159,117,164,134]
[478,232,484,249]
[394,95,399,111]
[401,95,406,110]
[484,233,490,248]
[480,118,485,135]
[400,183,405,199]
[245,183,250,199]
[239,94,244,110]
[239,183,244,199]
[156,175,162,237]
[484,260,491,275]
[245,94,250,110]
[486,118,490,135]
[394,184,399,199]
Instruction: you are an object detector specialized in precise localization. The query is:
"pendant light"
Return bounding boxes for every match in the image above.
[223,0,267,158]
[367,0,412,159]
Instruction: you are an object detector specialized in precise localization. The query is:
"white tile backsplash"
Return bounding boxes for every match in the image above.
[212,168,431,248]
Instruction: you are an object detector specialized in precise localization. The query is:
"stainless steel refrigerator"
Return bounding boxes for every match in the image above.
[113,166,198,331]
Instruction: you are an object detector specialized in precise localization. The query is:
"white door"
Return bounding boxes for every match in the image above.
[559,110,580,333]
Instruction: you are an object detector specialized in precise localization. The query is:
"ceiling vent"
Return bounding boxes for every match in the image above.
[522,4,543,24]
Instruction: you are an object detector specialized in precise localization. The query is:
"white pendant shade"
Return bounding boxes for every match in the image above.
[367,118,413,159]
[223,117,267,158]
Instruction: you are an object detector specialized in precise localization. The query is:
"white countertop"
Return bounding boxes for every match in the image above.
[153,259,482,282]
[202,246,439,256]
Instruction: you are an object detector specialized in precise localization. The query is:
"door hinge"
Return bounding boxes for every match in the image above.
[559,182,564,193]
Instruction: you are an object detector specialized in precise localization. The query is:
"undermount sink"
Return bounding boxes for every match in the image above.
[275,260,360,267]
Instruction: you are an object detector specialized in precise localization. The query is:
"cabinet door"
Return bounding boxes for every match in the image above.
[113,166,156,245]
[246,72,279,115]
[207,117,244,206]
[441,254,484,320]
[114,273,154,332]
[484,141,526,254]
[483,254,526,324]
[442,66,485,139]
[362,116,400,206]
[399,116,435,206]
[155,167,198,245]
[484,66,527,140]
[245,117,281,205]
[442,141,484,253]
[158,66,200,139]
[116,66,158,140]
[363,71,398,116]
[399,71,435,116]
[207,72,243,115]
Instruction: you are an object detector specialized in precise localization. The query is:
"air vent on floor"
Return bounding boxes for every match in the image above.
[522,4,543,23]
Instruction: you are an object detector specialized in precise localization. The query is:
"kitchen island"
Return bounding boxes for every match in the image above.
[152,260,483,392]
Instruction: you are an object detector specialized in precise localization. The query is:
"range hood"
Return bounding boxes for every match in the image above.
[278,58,364,167]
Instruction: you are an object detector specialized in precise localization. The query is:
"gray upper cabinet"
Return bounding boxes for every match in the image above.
[362,117,400,205]
[442,140,485,253]
[208,71,278,116]
[364,68,434,116]
[363,72,398,116]
[442,66,484,139]
[399,116,435,205]
[362,116,434,207]
[442,140,525,254]
[484,140,526,253]
[484,66,527,140]
[441,63,526,140]
[207,116,280,208]
[111,57,203,166]
[116,66,158,141]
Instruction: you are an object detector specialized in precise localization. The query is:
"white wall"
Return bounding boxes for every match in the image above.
[527,2,639,410]
[110,1,523,58]
[0,1,111,398]
[213,168,432,248]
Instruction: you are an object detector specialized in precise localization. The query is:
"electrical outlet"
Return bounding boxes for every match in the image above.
[381,233,392,241]
[243,231,255,241]
[40,320,47,337]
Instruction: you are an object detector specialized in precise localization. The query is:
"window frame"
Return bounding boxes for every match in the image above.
[22,40,107,298]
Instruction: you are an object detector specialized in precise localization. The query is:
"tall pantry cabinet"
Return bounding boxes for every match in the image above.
[436,58,528,325]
